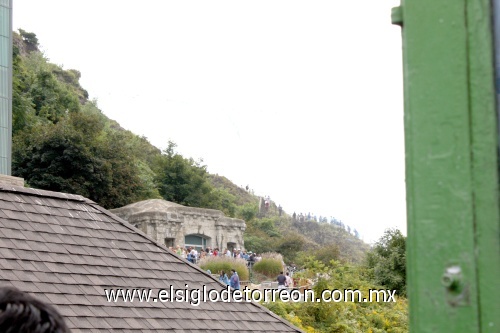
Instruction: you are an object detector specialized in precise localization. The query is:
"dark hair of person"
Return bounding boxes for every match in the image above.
[0,287,70,333]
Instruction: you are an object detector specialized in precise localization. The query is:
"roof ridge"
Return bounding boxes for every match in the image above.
[0,184,92,203]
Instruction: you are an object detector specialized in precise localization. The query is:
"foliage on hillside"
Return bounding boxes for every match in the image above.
[365,229,406,296]
[264,260,408,333]
[264,232,408,332]
[242,208,369,265]
[207,174,258,206]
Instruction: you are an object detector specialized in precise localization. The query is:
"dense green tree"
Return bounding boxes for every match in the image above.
[18,29,38,48]
[276,232,308,263]
[236,202,258,221]
[366,228,407,296]
[13,111,149,209]
[154,141,214,207]
[207,187,237,217]
[13,119,111,201]
[243,234,276,254]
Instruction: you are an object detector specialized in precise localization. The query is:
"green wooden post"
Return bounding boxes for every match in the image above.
[395,0,500,332]
[0,0,12,175]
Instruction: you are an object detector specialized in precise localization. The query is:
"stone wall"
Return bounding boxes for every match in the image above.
[110,199,246,251]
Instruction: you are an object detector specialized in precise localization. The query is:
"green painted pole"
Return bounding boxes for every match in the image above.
[395,0,500,332]
[0,0,12,175]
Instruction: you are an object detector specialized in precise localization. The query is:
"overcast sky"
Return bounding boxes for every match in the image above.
[13,0,404,243]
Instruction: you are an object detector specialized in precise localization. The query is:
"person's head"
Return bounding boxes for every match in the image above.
[280,271,283,275]
[0,287,70,333]
[220,270,225,276]
[286,272,289,276]
[231,269,236,274]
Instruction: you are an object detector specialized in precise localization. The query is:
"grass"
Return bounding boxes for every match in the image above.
[252,258,283,278]
[199,256,249,281]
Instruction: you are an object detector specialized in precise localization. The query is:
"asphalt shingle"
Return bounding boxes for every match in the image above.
[0,184,302,332]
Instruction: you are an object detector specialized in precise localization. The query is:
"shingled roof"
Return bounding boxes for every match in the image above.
[0,183,302,333]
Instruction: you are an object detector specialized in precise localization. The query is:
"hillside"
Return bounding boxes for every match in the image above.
[11,29,369,265]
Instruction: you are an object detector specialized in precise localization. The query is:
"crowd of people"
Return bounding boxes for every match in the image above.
[167,245,301,293]
[168,245,263,265]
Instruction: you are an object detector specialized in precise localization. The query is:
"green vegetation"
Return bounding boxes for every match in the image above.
[264,260,408,333]
[365,228,407,296]
[199,256,249,281]
[252,253,284,278]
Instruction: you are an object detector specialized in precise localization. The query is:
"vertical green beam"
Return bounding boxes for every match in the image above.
[0,0,12,175]
[399,0,500,331]
[467,1,500,332]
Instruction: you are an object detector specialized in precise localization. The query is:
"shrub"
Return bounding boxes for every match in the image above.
[260,252,284,262]
[252,257,283,278]
[199,256,249,281]
[237,202,258,221]
[244,234,276,254]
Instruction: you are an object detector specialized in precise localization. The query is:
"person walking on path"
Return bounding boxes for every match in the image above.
[277,271,287,290]
[219,270,229,285]
[285,272,293,289]
[229,269,240,290]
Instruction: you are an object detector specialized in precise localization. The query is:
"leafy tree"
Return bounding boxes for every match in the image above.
[276,232,308,263]
[154,141,214,207]
[206,187,237,217]
[236,202,258,221]
[13,120,111,202]
[243,234,276,254]
[366,228,407,296]
[18,29,38,47]
[29,69,81,122]
[13,111,148,209]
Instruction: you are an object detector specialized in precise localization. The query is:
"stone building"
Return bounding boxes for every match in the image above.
[110,199,246,251]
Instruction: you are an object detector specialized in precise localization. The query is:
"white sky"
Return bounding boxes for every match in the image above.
[13,0,405,243]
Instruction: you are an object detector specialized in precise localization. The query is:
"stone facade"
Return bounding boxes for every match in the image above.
[110,199,246,251]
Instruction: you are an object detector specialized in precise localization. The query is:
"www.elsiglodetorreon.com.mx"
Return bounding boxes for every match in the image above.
[104,285,397,306]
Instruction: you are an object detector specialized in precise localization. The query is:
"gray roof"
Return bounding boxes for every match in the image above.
[0,184,301,333]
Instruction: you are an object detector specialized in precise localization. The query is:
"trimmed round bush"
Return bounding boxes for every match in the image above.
[199,256,249,281]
